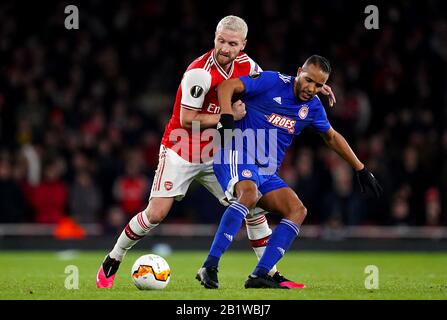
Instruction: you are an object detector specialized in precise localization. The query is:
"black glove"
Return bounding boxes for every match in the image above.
[356,167,383,198]
[217,113,235,148]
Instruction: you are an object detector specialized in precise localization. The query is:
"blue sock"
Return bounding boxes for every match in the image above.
[203,202,249,268]
[253,219,300,277]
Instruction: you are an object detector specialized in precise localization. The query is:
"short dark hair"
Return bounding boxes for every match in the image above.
[303,55,331,74]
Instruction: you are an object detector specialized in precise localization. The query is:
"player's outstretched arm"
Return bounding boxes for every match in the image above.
[319,127,383,198]
[216,78,246,147]
[217,78,246,118]
[180,97,246,129]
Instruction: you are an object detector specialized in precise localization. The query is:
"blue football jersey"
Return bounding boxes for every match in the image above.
[232,71,331,172]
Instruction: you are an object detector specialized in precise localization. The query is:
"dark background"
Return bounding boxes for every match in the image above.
[0,0,446,233]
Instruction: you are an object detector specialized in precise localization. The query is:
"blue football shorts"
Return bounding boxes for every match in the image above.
[213,148,288,203]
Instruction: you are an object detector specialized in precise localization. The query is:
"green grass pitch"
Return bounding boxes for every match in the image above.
[0,250,446,300]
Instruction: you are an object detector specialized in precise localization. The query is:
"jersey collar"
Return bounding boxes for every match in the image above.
[211,51,234,80]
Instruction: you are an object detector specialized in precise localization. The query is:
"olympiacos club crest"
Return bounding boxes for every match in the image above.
[298,105,309,119]
[242,170,252,178]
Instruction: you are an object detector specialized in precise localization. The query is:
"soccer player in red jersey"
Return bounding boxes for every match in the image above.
[96,16,336,289]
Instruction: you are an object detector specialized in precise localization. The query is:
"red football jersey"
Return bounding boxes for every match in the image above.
[161,49,261,163]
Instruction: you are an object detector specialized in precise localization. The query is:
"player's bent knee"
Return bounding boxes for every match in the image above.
[144,205,169,224]
[299,205,308,220]
[144,198,174,224]
[147,209,167,224]
[287,204,307,225]
[238,189,259,209]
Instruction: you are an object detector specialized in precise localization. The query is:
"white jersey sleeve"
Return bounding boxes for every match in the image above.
[180,68,212,110]
[248,57,263,75]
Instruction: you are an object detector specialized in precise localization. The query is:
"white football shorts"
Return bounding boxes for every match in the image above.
[149,144,266,218]
[150,144,227,204]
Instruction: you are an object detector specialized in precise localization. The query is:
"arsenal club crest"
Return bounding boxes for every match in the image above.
[164,181,173,191]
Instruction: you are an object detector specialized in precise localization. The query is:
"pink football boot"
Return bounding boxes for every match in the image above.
[96,255,120,288]
[273,271,306,289]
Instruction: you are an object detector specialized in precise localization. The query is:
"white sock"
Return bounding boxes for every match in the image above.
[109,211,158,261]
[245,215,278,276]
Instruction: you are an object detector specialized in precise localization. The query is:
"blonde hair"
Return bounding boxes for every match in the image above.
[216,15,248,39]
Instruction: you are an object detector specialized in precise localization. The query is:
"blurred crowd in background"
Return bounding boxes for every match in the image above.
[0,0,446,232]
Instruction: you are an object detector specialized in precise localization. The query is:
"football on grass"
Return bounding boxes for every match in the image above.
[131,254,171,290]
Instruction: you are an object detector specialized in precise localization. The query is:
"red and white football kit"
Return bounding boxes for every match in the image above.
[150,49,261,203]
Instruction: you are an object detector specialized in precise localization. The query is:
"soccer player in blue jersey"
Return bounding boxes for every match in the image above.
[196,55,383,289]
